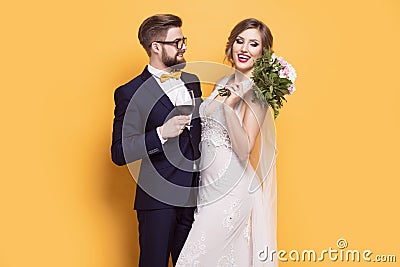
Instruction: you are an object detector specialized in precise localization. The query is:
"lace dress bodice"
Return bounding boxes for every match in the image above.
[199,89,233,150]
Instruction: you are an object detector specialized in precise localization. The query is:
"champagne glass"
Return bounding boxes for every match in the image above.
[175,89,195,128]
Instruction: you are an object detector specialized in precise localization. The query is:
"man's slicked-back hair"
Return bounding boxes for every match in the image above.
[138,14,182,56]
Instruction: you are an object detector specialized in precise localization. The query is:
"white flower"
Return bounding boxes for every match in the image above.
[285,62,297,83]
[288,68,297,83]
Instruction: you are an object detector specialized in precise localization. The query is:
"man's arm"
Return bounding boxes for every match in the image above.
[111,86,162,166]
[111,85,189,166]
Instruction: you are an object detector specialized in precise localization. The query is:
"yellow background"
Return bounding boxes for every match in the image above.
[1,0,399,266]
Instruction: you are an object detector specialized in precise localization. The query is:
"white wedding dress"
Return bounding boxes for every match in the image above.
[176,76,278,267]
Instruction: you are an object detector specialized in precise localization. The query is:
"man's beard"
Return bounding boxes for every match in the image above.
[162,50,186,70]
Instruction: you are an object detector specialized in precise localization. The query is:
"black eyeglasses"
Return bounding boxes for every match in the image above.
[151,37,187,49]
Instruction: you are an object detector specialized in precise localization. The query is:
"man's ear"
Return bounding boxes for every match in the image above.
[150,42,161,55]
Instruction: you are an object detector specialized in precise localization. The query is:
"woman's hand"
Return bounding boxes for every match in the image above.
[223,81,253,108]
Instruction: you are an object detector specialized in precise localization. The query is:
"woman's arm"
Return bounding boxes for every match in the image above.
[223,83,267,163]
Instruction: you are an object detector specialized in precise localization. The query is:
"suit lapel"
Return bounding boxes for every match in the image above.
[181,72,198,96]
[140,67,175,111]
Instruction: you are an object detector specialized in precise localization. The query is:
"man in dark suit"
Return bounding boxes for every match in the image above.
[111,14,202,267]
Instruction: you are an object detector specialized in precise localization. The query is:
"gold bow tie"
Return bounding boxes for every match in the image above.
[160,71,182,83]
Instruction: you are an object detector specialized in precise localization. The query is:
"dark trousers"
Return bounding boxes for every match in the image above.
[136,207,195,267]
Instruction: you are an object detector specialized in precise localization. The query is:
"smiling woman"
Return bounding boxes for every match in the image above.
[225,18,273,64]
[232,28,263,77]
[176,18,278,267]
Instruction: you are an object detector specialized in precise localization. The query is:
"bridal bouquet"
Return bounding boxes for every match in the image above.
[219,49,297,118]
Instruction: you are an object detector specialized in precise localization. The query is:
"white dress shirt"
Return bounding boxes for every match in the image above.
[147,64,192,144]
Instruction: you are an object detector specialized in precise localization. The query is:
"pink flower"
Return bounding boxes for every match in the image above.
[279,67,290,78]
[284,66,290,76]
